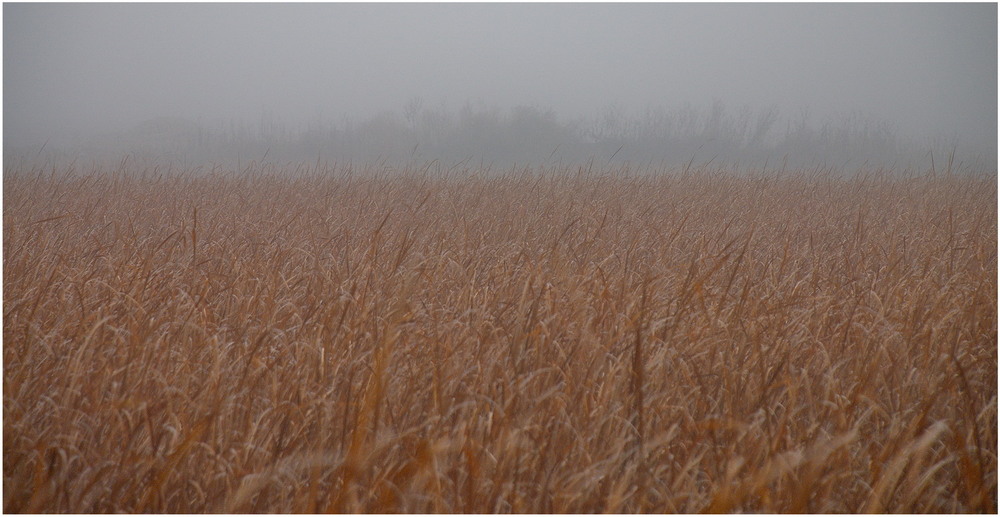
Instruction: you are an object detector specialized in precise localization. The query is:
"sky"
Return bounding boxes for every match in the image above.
[3,3,997,160]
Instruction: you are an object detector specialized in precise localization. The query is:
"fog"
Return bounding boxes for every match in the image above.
[5,3,997,171]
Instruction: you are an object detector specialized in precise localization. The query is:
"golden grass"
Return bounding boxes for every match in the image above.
[3,163,997,512]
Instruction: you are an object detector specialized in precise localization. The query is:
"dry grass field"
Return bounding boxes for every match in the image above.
[3,162,997,512]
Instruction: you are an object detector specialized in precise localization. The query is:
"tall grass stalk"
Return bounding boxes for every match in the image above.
[3,164,996,512]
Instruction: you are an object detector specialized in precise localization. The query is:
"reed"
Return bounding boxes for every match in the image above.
[3,164,996,512]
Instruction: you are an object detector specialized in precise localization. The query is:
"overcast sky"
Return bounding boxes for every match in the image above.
[4,3,997,155]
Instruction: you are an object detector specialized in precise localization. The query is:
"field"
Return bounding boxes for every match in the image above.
[3,163,997,512]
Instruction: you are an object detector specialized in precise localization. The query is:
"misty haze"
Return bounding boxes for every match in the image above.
[4,3,997,171]
[4,3,997,514]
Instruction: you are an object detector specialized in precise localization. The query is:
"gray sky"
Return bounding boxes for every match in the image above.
[4,3,997,155]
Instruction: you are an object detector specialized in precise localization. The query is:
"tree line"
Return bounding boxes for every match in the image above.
[13,101,994,173]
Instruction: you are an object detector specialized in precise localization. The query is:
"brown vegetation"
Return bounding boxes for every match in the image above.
[4,163,996,512]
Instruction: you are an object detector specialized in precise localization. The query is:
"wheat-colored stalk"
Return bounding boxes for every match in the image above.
[3,164,996,512]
